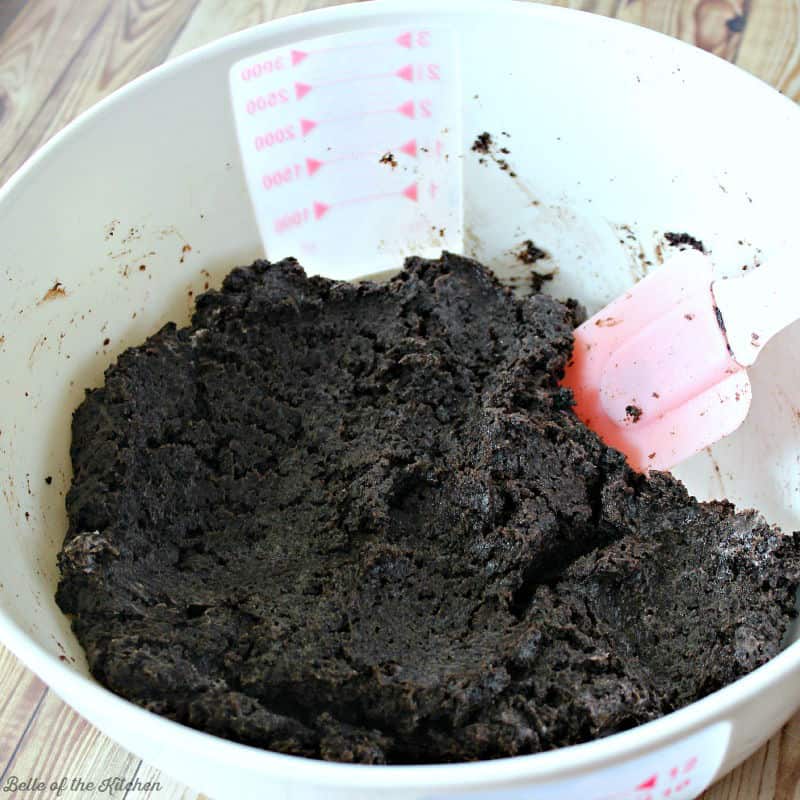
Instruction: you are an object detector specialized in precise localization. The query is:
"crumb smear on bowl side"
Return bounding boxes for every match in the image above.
[56,253,800,765]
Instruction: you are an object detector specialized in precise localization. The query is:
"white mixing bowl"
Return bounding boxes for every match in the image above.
[2,2,800,798]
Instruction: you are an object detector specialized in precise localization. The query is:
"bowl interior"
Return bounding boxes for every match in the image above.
[2,0,800,693]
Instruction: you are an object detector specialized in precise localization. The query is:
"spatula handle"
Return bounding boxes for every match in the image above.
[712,259,798,367]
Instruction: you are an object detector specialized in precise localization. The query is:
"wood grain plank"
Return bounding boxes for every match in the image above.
[1,691,144,799]
[0,645,38,717]
[0,647,47,773]
[0,692,48,783]
[736,0,800,101]
[0,0,28,41]
[168,0,261,58]
[616,0,750,61]
[3,691,95,792]
[702,736,780,799]
[0,0,110,176]
[168,0,366,59]
[0,644,200,799]
[0,0,201,185]
[59,737,140,800]
[773,711,800,800]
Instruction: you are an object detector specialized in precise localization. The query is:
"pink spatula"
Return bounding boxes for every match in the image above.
[561,249,794,472]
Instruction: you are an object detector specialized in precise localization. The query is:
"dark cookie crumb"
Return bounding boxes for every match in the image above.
[516,240,549,265]
[530,271,556,294]
[472,132,518,177]
[57,254,800,765]
[625,404,643,423]
[471,132,492,153]
[664,232,706,253]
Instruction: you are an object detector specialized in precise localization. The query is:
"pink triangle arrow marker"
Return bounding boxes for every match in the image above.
[306,158,323,176]
[397,100,415,119]
[396,64,414,82]
[399,139,418,158]
[295,82,312,100]
[396,32,413,49]
[403,183,418,202]
[300,118,317,136]
[291,49,308,66]
[313,202,330,220]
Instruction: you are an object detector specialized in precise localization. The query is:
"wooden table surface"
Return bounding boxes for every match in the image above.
[1,1,799,798]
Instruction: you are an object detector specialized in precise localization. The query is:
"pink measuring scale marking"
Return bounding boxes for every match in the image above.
[294,65,415,99]
[624,755,698,800]
[230,26,462,279]
[313,184,418,220]
[402,728,725,800]
[299,101,416,136]
[249,108,419,140]
[305,139,418,176]
[290,31,418,65]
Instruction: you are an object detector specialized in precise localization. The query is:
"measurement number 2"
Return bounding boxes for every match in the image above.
[254,125,296,150]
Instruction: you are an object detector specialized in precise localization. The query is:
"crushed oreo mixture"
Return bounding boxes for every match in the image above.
[58,253,800,764]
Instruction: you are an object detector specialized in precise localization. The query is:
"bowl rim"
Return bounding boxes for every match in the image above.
[2,0,800,788]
